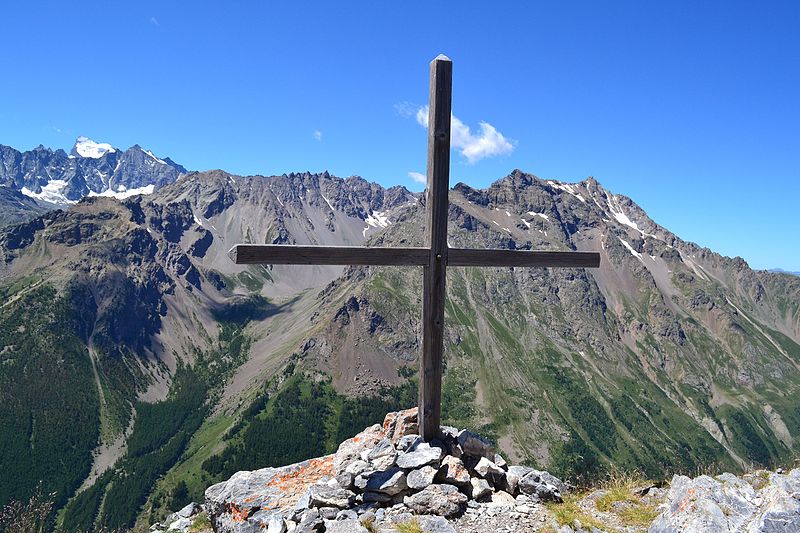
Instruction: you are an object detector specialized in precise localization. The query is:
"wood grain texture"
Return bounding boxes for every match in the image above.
[229,245,429,266]
[419,54,452,441]
[448,249,600,268]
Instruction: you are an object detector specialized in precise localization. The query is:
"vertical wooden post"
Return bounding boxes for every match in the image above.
[420,55,452,441]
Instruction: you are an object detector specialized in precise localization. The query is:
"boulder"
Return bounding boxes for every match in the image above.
[335,472,354,490]
[344,460,369,476]
[205,455,334,531]
[382,408,418,443]
[362,491,392,503]
[167,502,200,523]
[335,509,359,521]
[489,491,517,506]
[403,484,467,517]
[473,457,505,478]
[308,484,355,509]
[396,441,443,469]
[266,515,287,533]
[166,517,191,531]
[297,508,322,532]
[365,438,397,471]
[456,429,493,459]
[470,477,492,500]
[507,465,565,502]
[437,455,471,487]
[407,465,438,491]
[396,434,421,452]
[494,453,508,470]
[362,467,408,495]
[385,514,456,533]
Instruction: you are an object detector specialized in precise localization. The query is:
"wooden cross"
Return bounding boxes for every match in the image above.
[229,55,600,441]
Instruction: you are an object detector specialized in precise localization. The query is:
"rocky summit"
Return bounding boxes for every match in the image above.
[149,408,800,533]
[156,408,565,533]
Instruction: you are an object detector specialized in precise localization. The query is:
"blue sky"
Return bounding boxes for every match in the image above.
[1,2,798,271]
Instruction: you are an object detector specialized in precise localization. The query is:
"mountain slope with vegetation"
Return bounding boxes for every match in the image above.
[0,165,798,531]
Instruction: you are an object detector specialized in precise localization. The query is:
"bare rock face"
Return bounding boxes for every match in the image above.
[507,465,565,502]
[649,469,800,533]
[204,455,334,532]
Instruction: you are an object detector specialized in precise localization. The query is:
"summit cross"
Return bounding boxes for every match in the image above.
[229,55,601,441]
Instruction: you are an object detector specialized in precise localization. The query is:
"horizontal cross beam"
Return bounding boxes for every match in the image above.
[230,244,429,266]
[448,248,600,268]
[229,244,600,269]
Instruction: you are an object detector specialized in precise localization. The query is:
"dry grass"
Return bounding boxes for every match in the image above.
[394,517,424,533]
[545,469,663,531]
[594,469,659,529]
[618,503,660,528]
[362,515,378,533]
[545,495,606,530]
[595,469,648,511]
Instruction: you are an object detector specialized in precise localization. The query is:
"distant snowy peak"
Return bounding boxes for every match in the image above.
[71,136,117,159]
[1,139,186,206]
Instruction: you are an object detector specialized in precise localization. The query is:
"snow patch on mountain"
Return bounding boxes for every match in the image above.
[21,180,76,205]
[618,237,644,261]
[363,210,390,237]
[527,211,550,221]
[606,196,660,241]
[145,150,166,164]
[547,180,586,203]
[74,137,116,158]
[88,184,155,200]
[321,192,335,211]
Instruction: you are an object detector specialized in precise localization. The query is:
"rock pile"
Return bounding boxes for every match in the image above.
[202,408,567,532]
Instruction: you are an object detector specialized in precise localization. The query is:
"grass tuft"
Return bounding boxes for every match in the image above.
[394,517,424,533]
[361,516,378,533]
[618,503,660,528]
[545,496,606,530]
[189,512,213,532]
[593,469,660,528]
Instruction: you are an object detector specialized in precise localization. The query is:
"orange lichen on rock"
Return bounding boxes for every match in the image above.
[228,503,250,523]
[262,455,335,509]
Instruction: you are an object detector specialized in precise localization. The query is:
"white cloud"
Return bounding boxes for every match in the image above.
[408,171,426,184]
[414,105,514,164]
[150,16,159,26]
[313,130,322,141]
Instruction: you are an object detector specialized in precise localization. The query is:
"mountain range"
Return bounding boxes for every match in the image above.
[0,140,798,532]
[0,137,186,211]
